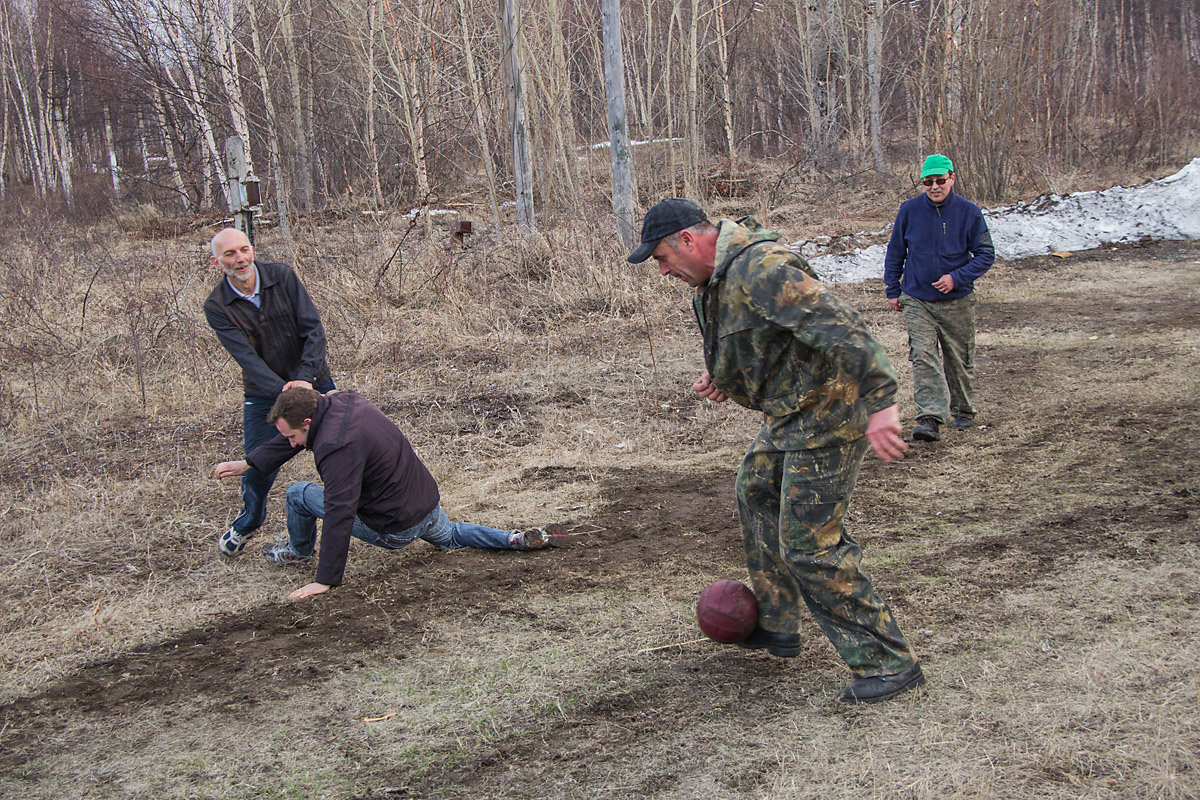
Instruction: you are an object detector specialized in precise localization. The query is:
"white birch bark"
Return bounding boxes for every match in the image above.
[206,0,257,183]
[104,105,120,200]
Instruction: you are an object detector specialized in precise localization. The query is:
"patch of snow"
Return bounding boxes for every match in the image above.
[806,158,1200,283]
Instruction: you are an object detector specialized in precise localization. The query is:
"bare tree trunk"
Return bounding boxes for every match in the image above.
[279,0,315,212]
[601,0,636,246]
[104,105,120,200]
[0,66,8,201]
[866,0,885,174]
[2,1,47,197]
[664,1,683,191]
[157,7,231,208]
[207,0,257,185]
[457,0,501,227]
[713,0,735,171]
[150,88,190,208]
[793,0,833,159]
[1184,2,1200,65]
[50,77,74,208]
[501,0,536,233]
[365,0,384,208]
[685,0,701,198]
[547,0,581,206]
[246,0,295,257]
[390,55,434,234]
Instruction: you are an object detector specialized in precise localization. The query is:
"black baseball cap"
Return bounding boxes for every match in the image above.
[627,198,709,263]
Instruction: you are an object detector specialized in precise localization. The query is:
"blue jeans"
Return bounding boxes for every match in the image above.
[231,377,335,535]
[283,481,517,556]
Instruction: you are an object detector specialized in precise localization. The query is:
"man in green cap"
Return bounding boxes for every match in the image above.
[629,198,925,704]
[884,154,994,441]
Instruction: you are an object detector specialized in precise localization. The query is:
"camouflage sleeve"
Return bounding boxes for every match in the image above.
[741,247,899,414]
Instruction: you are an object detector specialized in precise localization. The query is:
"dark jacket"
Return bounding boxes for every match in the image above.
[247,391,440,586]
[204,260,331,397]
[883,192,994,302]
[694,218,899,450]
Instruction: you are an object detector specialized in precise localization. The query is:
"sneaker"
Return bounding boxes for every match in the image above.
[511,524,565,550]
[841,663,926,704]
[219,527,252,556]
[912,417,941,442]
[261,540,314,566]
[951,415,973,430]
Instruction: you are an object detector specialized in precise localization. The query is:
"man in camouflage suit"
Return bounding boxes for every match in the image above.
[885,154,994,441]
[629,198,924,704]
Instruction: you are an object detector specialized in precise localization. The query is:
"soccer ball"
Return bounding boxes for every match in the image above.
[696,579,758,643]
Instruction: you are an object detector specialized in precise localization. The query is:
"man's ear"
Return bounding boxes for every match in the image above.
[678,229,695,250]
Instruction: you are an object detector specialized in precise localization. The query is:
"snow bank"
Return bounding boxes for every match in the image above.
[808,158,1200,283]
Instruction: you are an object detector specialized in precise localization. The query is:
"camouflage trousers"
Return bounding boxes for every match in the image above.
[900,292,977,423]
[736,433,918,677]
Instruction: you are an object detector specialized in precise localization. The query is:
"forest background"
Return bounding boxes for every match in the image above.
[2,0,1199,238]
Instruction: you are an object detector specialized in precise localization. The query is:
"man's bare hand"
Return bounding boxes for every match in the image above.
[932,274,955,293]
[213,459,250,479]
[693,371,727,403]
[866,406,908,463]
[288,582,330,600]
[887,297,902,312]
[281,380,315,392]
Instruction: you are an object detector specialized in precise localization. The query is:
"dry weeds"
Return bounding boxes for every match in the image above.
[1,165,1198,799]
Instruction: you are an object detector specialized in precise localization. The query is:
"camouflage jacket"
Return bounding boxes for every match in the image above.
[693,218,899,449]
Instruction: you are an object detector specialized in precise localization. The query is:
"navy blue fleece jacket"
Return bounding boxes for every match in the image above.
[883,192,994,302]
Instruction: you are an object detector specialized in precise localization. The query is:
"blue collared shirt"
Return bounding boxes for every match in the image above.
[226,265,262,308]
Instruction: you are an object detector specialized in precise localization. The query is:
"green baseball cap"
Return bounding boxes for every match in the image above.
[921,154,954,178]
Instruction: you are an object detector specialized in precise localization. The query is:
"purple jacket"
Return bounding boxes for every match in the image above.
[247,391,440,586]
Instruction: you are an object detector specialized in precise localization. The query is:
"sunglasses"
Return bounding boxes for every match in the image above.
[922,177,950,187]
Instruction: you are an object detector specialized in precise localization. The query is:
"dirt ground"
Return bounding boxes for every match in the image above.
[1,239,1198,799]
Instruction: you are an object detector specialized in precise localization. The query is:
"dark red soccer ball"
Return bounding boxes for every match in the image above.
[696,579,758,643]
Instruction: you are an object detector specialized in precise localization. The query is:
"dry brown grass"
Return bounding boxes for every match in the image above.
[1,163,1197,799]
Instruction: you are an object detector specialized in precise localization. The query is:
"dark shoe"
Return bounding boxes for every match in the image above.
[261,540,314,567]
[841,663,926,704]
[511,523,564,550]
[736,625,801,658]
[912,417,941,442]
[951,415,973,430]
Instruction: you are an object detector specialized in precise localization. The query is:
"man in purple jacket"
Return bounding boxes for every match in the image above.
[884,154,994,442]
[213,388,556,599]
